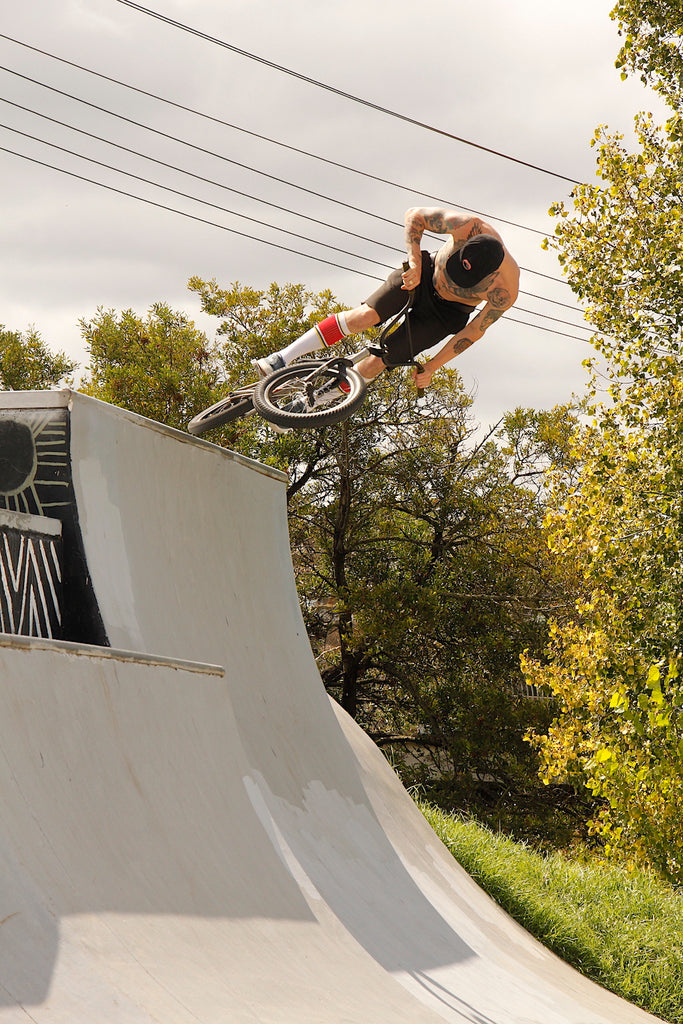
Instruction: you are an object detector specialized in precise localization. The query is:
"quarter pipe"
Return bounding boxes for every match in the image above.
[0,391,663,1022]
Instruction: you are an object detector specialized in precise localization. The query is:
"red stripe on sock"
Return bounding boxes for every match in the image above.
[316,314,344,347]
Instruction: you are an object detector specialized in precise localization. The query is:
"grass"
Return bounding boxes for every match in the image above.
[419,801,683,1024]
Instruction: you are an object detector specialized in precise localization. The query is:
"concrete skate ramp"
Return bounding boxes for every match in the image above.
[0,391,663,1023]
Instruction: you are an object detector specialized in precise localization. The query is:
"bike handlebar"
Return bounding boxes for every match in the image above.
[401,262,425,398]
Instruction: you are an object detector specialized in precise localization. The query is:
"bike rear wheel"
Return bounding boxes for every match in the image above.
[253,361,366,429]
[187,393,253,435]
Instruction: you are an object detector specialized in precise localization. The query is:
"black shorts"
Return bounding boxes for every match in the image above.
[364,251,473,366]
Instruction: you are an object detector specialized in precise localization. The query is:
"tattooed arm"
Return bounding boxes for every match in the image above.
[412,284,517,388]
[402,206,477,290]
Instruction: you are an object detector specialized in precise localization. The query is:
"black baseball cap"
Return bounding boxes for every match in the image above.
[446,234,505,287]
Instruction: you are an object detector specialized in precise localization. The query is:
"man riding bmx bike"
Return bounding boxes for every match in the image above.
[254,205,520,392]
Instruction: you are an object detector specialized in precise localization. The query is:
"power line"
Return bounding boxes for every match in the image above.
[0,121,395,271]
[6,113,591,334]
[5,119,590,333]
[507,316,593,343]
[0,95,583,319]
[0,141,592,344]
[112,0,581,186]
[0,66,408,241]
[0,32,550,238]
[0,31,587,324]
[515,306,592,333]
[522,291,586,314]
[0,63,571,290]
[0,141,381,279]
[4,111,588,334]
[0,96,585,313]
[0,95,398,253]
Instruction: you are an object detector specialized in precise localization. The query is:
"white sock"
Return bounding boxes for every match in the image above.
[279,327,323,364]
[279,312,350,364]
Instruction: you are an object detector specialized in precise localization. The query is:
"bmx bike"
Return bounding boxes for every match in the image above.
[187,271,420,436]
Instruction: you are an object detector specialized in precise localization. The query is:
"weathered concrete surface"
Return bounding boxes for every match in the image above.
[0,391,663,1022]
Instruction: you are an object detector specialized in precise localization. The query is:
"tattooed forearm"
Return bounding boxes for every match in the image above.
[451,336,475,356]
[406,223,423,246]
[479,308,504,330]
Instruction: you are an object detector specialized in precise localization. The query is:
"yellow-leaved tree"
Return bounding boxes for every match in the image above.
[524,8,683,881]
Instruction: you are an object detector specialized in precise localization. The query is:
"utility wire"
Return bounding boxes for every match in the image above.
[0,94,585,320]
[515,306,592,333]
[112,0,581,186]
[0,141,592,343]
[0,95,397,253]
[0,121,395,270]
[0,32,549,238]
[0,141,379,278]
[0,66,416,242]
[506,315,592,342]
[0,64,570,290]
[4,120,591,333]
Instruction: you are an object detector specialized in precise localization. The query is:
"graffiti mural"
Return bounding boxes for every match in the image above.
[0,406,108,646]
[0,523,62,638]
[0,410,70,516]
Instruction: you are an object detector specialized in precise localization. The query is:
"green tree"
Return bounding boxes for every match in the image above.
[186,275,354,474]
[611,0,683,109]
[524,111,683,878]
[285,367,578,840]
[0,325,76,390]
[79,303,223,432]
[187,275,339,377]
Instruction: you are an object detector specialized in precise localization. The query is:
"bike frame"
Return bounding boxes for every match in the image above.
[187,265,421,435]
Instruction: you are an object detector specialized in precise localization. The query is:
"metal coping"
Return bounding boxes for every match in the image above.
[0,632,225,676]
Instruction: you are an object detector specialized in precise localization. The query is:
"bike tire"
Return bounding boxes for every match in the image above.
[187,393,253,435]
[253,361,367,429]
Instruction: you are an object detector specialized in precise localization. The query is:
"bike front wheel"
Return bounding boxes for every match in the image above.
[253,361,367,429]
[187,393,253,435]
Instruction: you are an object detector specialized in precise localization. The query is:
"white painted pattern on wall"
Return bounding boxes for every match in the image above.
[0,530,62,638]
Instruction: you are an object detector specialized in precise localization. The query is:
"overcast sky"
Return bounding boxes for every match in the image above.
[0,0,668,427]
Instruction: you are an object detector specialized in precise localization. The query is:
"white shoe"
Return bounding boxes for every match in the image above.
[253,352,286,377]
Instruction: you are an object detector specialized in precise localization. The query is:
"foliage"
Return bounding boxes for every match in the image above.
[0,325,76,390]
[79,303,224,432]
[526,112,683,879]
[187,275,339,375]
[284,374,577,823]
[184,276,348,471]
[611,0,683,109]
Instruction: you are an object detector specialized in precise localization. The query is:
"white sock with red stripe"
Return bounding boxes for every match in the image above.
[278,313,349,364]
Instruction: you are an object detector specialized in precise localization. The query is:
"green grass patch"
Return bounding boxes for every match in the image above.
[420,802,683,1024]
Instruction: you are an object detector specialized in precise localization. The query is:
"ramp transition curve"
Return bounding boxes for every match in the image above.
[0,390,663,1022]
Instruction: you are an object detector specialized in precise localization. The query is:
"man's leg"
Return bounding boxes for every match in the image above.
[355,352,385,380]
[343,305,385,379]
[254,304,382,376]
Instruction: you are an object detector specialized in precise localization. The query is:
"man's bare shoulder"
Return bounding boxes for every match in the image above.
[493,252,520,304]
